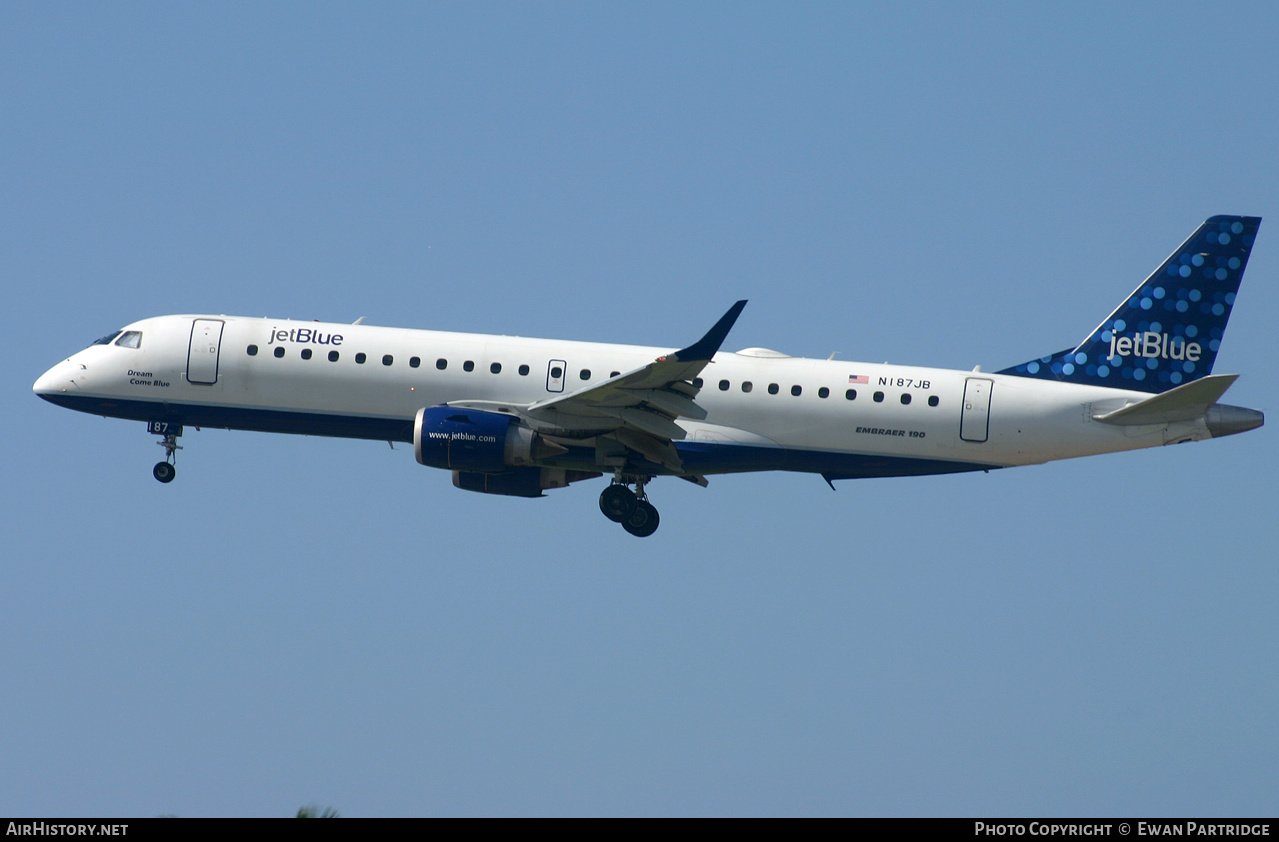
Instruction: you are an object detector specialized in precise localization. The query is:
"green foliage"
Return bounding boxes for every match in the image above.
[296,805,340,818]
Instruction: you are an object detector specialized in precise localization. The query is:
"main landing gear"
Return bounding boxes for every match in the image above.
[599,475,660,537]
[150,423,183,484]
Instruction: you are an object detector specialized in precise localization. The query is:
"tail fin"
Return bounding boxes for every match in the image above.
[998,215,1261,393]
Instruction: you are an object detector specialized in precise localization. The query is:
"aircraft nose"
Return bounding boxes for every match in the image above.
[33,360,83,398]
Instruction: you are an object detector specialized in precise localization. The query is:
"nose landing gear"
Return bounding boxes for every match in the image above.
[149,422,183,483]
[598,475,660,537]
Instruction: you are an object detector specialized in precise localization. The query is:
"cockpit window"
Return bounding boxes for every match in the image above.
[92,331,122,346]
[115,331,143,349]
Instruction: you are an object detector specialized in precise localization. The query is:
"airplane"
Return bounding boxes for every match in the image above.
[34,215,1264,537]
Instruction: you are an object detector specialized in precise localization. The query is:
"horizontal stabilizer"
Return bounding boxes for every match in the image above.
[1092,374,1237,425]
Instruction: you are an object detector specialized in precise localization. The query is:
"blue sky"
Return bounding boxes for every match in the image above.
[4,2,1277,816]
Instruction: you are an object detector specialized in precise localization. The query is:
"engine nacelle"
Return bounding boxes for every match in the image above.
[452,467,604,498]
[414,406,563,474]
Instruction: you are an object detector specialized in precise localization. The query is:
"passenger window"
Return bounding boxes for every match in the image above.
[301,349,313,360]
[247,345,258,356]
[741,381,753,393]
[580,369,591,380]
[115,331,142,349]
[382,355,393,366]
[491,362,502,374]
[873,391,884,402]
[768,383,779,395]
[900,393,911,405]
[329,350,340,362]
[551,366,563,378]
[274,347,285,358]
[693,378,703,388]
[462,361,474,372]
[818,387,829,398]
[436,358,447,370]
[928,395,940,407]
[791,385,802,396]
[519,364,530,376]
[718,379,730,391]
[409,357,420,368]
[610,371,620,378]
[845,389,857,400]
[355,353,366,364]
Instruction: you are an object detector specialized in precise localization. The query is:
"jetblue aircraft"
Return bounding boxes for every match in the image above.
[34,215,1264,536]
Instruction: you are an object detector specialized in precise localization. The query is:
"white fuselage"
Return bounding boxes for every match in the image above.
[33,314,1218,480]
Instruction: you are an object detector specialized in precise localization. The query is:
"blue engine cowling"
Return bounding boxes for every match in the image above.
[415,407,596,495]
[414,406,530,473]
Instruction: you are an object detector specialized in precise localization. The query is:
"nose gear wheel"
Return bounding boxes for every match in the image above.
[153,429,182,483]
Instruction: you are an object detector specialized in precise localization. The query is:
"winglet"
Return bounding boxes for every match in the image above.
[671,300,748,362]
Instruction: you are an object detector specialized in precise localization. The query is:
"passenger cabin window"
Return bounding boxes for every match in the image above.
[928,395,940,407]
[741,381,753,393]
[818,387,830,398]
[355,353,367,364]
[274,347,285,358]
[519,365,530,376]
[301,349,313,360]
[409,357,420,368]
[436,359,447,370]
[328,351,340,362]
[552,366,564,378]
[791,385,802,396]
[463,361,475,372]
[610,371,620,378]
[382,355,393,366]
[580,369,591,380]
[719,379,730,391]
[873,391,885,402]
[247,345,259,356]
[767,383,779,395]
[900,393,911,405]
[845,389,857,400]
[116,331,142,349]
[693,378,704,389]
[491,362,502,374]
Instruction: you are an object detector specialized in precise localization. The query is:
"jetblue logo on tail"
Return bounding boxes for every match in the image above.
[999,215,1259,393]
[1108,332,1201,363]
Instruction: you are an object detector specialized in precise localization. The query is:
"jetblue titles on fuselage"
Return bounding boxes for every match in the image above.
[268,327,344,346]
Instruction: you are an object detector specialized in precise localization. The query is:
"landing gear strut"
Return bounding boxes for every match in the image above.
[151,424,183,484]
[598,475,660,537]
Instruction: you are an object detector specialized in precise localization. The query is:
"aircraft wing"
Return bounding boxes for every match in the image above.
[452,301,746,473]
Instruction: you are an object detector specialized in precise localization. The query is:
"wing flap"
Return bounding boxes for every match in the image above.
[631,387,707,420]
[612,428,683,472]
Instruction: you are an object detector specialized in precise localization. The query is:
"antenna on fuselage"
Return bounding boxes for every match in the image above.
[353,316,365,325]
